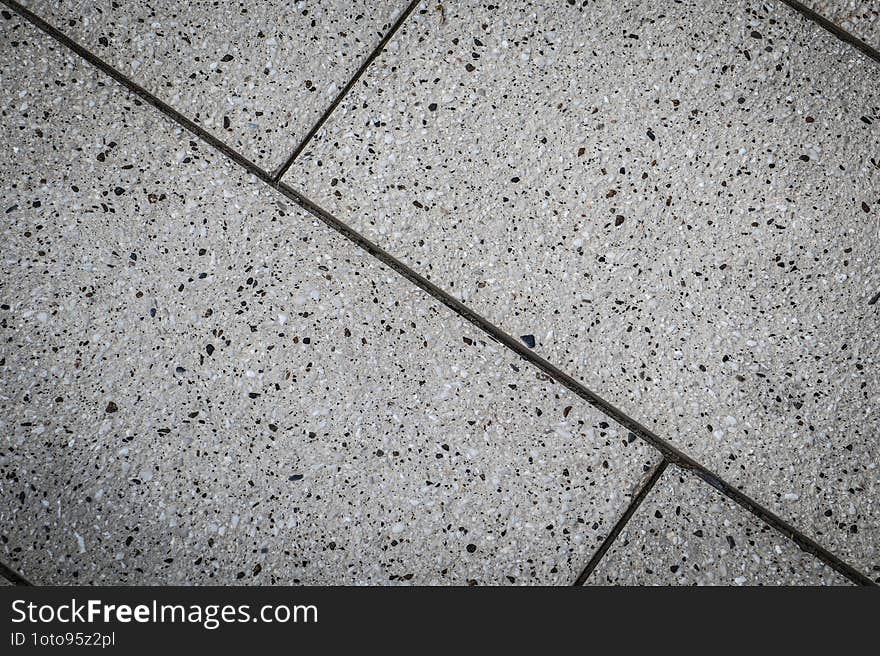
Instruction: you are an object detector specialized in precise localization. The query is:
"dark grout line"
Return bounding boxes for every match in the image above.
[775,0,880,64]
[2,0,875,587]
[1,1,268,179]
[572,459,669,586]
[0,561,33,586]
[271,0,422,183]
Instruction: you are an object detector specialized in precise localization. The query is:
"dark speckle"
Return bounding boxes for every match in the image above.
[105,401,118,413]
[520,334,536,348]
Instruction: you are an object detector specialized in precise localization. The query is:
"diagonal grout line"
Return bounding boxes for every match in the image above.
[271,0,422,182]
[0,560,33,586]
[2,0,875,587]
[775,0,880,64]
[572,459,669,586]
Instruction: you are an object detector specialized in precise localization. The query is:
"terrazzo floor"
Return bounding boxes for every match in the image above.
[0,0,877,586]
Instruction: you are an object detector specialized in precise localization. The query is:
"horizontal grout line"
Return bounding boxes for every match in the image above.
[271,0,422,182]
[776,0,880,64]
[2,0,874,587]
[572,459,669,586]
[0,561,33,586]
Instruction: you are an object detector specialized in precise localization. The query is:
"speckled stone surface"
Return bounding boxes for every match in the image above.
[17,0,407,170]
[285,0,880,580]
[0,14,659,585]
[587,467,850,585]
[803,1,880,46]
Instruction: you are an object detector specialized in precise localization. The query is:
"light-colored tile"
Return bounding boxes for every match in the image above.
[284,0,880,579]
[587,466,851,585]
[0,14,659,585]
[803,1,880,47]
[18,0,410,170]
